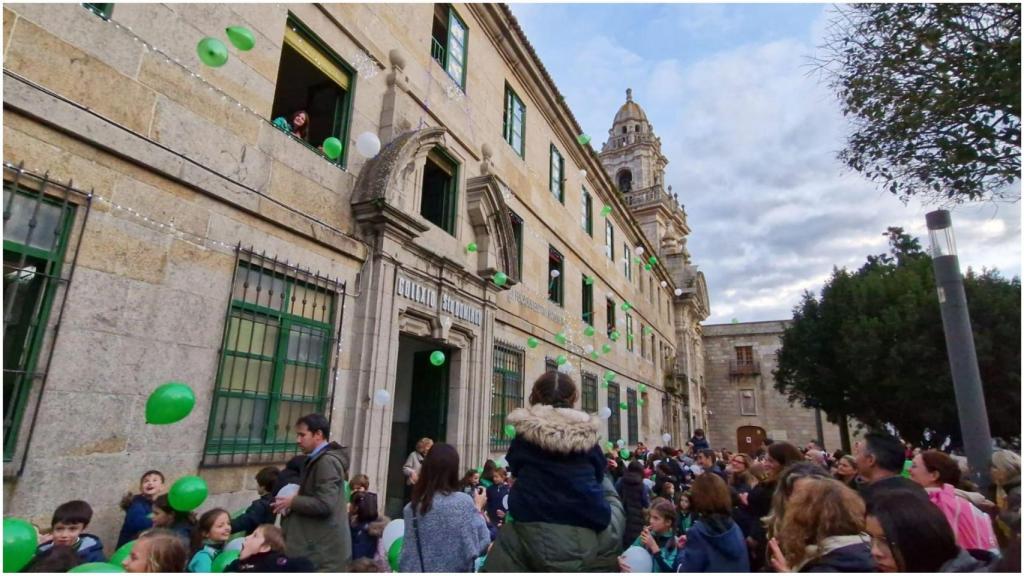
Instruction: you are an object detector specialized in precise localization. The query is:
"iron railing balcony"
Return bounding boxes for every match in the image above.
[729,359,761,376]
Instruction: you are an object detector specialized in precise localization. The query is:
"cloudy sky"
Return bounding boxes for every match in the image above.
[509,3,1021,324]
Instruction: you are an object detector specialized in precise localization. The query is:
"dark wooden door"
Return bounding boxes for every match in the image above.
[737,425,766,455]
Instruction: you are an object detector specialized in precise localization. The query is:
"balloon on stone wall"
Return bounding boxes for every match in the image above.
[322,137,343,160]
[373,389,391,406]
[196,37,229,67]
[145,382,196,425]
[598,407,611,420]
[429,351,446,366]
[662,433,672,444]
[225,26,255,51]
[355,131,382,158]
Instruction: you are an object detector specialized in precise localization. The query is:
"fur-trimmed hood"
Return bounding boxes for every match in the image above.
[506,404,599,454]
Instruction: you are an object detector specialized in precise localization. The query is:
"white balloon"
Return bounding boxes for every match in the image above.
[381,519,405,551]
[373,389,391,406]
[550,269,561,278]
[662,433,672,444]
[604,246,612,256]
[502,494,509,509]
[660,280,668,288]
[621,546,653,573]
[583,344,594,354]
[674,288,684,296]
[634,246,645,255]
[557,362,573,374]
[355,131,382,158]
[579,169,587,178]
[598,407,612,420]
[617,438,626,448]
[225,537,244,552]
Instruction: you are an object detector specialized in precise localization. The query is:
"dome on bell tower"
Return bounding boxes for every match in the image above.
[599,88,667,192]
[613,88,649,125]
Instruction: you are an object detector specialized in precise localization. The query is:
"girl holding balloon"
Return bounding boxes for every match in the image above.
[619,498,680,572]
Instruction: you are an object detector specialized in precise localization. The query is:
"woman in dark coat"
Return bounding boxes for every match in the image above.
[618,460,649,550]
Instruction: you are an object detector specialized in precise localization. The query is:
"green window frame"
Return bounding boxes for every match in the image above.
[82,3,113,19]
[503,84,526,158]
[490,342,524,451]
[431,4,468,90]
[205,260,337,458]
[607,383,621,445]
[581,372,598,413]
[549,144,564,203]
[420,148,459,236]
[606,296,616,337]
[627,388,638,445]
[581,187,593,235]
[509,210,524,277]
[605,221,614,262]
[623,242,632,280]
[548,245,563,306]
[581,274,593,325]
[3,186,77,460]
[626,314,634,352]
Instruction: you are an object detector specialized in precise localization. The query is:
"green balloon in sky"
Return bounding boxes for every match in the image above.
[168,475,208,512]
[527,337,539,348]
[556,354,567,366]
[602,343,612,354]
[584,325,596,337]
[601,205,612,217]
[225,26,255,51]
[145,382,196,425]
[196,37,228,67]
[554,332,567,345]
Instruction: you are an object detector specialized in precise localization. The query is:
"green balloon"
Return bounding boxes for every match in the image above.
[604,370,616,382]
[638,399,645,407]
[466,242,478,253]
[225,26,255,51]
[610,330,620,341]
[619,401,628,410]
[504,423,516,439]
[648,256,658,265]
[556,354,567,366]
[69,563,125,573]
[902,459,912,478]
[344,480,351,502]
[619,448,631,459]
[576,134,591,146]
[196,37,228,67]
[108,540,134,567]
[554,332,567,345]
[169,475,208,512]
[493,271,508,287]
[584,275,595,286]
[620,302,631,311]
[601,205,612,217]
[602,343,612,354]
[605,441,614,450]
[429,350,446,366]
[600,380,609,389]
[644,263,652,271]
[584,325,595,337]
[638,383,647,393]
[527,337,539,348]
[388,537,403,571]
[590,352,600,360]
[212,550,240,573]
[145,382,196,425]
[3,517,37,573]
[475,466,484,474]
[322,137,343,160]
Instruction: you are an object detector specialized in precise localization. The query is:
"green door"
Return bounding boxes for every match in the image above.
[406,350,449,455]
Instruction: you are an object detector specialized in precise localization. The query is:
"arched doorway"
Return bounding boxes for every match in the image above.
[736,425,766,456]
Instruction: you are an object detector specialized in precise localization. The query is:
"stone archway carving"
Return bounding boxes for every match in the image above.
[465,174,519,286]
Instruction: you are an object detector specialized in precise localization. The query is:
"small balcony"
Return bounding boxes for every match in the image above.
[729,359,760,376]
[431,37,446,67]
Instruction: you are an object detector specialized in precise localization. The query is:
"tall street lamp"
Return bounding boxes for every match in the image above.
[925,209,992,491]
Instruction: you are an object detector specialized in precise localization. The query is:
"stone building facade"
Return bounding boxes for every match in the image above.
[2,2,707,544]
[702,321,844,454]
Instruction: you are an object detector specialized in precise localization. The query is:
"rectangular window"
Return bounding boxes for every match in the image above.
[581,187,593,235]
[3,183,79,460]
[627,388,639,445]
[509,210,524,276]
[607,383,621,445]
[503,84,525,157]
[272,17,354,167]
[740,389,757,415]
[581,274,593,325]
[544,357,558,373]
[606,297,616,337]
[549,144,564,203]
[548,246,563,305]
[491,342,524,450]
[623,242,632,280]
[581,372,598,413]
[420,148,458,235]
[626,314,634,352]
[736,346,754,364]
[640,324,647,358]
[205,255,341,461]
[82,3,113,18]
[431,4,468,89]
[605,221,615,262]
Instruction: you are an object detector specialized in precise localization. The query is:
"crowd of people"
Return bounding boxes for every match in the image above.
[17,372,1022,572]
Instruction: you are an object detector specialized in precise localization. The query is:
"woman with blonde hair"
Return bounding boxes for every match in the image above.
[768,477,873,572]
[403,437,434,486]
[832,455,859,489]
[121,528,189,573]
[991,449,1021,545]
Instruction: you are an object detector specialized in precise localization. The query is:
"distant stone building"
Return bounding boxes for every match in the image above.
[703,320,845,454]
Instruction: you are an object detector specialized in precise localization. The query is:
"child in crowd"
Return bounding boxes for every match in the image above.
[26,546,82,572]
[118,470,165,547]
[350,473,371,494]
[459,468,481,495]
[350,490,381,561]
[122,528,190,573]
[150,494,196,542]
[621,498,680,572]
[224,524,314,572]
[486,467,511,526]
[188,508,232,572]
[675,492,695,536]
[34,500,106,564]
[231,466,280,535]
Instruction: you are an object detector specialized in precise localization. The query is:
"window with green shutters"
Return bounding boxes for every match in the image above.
[607,383,621,445]
[549,144,564,203]
[627,388,638,445]
[3,180,81,460]
[623,242,632,280]
[205,253,344,464]
[82,3,113,18]
[581,372,598,413]
[491,342,524,451]
[430,4,468,90]
[626,314,634,352]
[503,84,525,157]
[581,187,593,235]
[420,148,459,235]
[581,274,593,325]
[548,245,563,306]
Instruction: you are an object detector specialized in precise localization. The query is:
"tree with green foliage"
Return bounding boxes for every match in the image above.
[819,3,1021,203]
[775,228,1020,452]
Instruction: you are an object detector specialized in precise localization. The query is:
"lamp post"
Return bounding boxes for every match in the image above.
[925,210,992,491]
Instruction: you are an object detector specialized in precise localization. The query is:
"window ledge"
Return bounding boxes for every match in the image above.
[268,120,349,173]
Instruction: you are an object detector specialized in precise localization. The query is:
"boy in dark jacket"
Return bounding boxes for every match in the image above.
[231,466,280,535]
[226,524,314,572]
[117,469,165,547]
[34,500,106,565]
